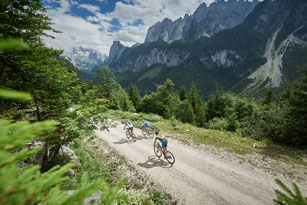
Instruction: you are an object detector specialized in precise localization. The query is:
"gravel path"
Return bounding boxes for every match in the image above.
[95,124,306,205]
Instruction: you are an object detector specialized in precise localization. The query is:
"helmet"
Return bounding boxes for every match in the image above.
[126,120,129,123]
[155,131,159,135]
[143,120,146,123]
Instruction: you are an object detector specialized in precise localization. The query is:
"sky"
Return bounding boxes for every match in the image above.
[43,0,215,56]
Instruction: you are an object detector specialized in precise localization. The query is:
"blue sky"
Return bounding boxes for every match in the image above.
[43,0,214,57]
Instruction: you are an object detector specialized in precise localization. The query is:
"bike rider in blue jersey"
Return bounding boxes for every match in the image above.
[142,120,151,135]
[153,131,168,159]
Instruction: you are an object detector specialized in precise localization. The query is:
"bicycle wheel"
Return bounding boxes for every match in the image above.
[125,131,130,139]
[148,131,155,138]
[154,145,162,158]
[166,151,175,164]
[141,128,147,136]
[132,133,137,142]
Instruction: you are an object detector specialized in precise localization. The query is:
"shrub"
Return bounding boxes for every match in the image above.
[208,118,229,131]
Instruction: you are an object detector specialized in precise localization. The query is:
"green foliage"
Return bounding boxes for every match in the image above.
[0,39,28,51]
[179,85,187,101]
[208,117,229,131]
[147,189,170,205]
[175,100,196,124]
[282,68,307,146]
[128,84,141,111]
[0,89,127,205]
[117,189,154,205]
[0,88,32,101]
[73,141,113,183]
[274,179,307,205]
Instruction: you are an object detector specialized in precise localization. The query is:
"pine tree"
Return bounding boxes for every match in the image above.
[188,82,206,127]
[283,68,307,146]
[128,84,141,111]
[179,85,187,101]
[0,88,127,204]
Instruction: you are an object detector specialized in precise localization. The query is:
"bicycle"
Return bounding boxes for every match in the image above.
[153,143,175,164]
[125,129,136,142]
[141,126,155,138]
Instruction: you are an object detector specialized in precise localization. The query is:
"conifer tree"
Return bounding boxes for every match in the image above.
[188,82,206,127]
[0,88,127,204]
[128,83,141,111]
[179,85,187,101]
[283,68,307,146]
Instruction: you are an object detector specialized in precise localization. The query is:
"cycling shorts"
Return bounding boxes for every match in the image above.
[157,138,167,148]
[128,127,133,131]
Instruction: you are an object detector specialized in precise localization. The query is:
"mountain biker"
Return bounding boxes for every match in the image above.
[153,131,168,159]
[124,120,133,135]
[142,120,151,135]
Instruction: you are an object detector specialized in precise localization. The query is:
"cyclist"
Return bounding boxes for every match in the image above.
[153,131,168,159]
[142,120,151,135]
[123,120,134,135]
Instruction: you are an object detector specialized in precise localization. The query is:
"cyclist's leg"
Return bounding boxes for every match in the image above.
[162,141,167,159]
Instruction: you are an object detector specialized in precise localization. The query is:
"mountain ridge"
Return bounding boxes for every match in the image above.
[110,0,307,97]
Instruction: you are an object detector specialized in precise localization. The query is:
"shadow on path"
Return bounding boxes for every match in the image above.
[137,155,172,169]
[113,138,134,144]
[135,135,153,141]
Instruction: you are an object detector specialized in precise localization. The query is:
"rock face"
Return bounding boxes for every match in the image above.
[112,48,190,72]
[109,0,307,98]
[144,0,259,43]
[105,41,128,64]
[66,47,106,71]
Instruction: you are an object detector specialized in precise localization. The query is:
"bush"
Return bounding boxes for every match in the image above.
[117,190,154,205]
[208,118,229,131]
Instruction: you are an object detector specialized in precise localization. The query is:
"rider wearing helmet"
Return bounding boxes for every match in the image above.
[153,131,168,159]
[124,120,134,135]
[142,120,151,135]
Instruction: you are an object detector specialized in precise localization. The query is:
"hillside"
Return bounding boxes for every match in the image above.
[109,0,307,97]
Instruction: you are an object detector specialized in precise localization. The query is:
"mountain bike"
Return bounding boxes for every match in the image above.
[153,143,175,164]
[125,129,136,142]
[141,126,155,138]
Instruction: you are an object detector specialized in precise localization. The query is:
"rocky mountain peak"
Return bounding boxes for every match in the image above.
[65,47,106,71]
[106,41,128,64]
[144,0,259,43]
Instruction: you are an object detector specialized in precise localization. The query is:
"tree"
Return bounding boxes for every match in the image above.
[283,67,307,146]
[128,83,141,111]
[95,67,117,99]
[188,82,206,127]
[179,85,187,101]
[0,88,127,204]
[175,100,196,124]
[117,85,135,112]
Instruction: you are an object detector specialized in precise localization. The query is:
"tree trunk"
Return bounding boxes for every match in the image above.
[33,97,41,121]
[40,143,49,173]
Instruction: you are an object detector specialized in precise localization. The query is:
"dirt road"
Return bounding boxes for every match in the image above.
[95,124,304,205]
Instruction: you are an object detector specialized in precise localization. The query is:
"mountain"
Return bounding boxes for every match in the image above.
[65,47,106,71]
[145,0,259,43]
[104,41,128,64]
[110,0,307,97]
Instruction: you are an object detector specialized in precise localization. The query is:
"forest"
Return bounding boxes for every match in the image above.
[0,0,306,204]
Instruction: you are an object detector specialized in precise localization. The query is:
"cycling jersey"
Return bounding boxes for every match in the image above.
[143,121,150,128]
[156,135,168,148]
[126,122,133,128]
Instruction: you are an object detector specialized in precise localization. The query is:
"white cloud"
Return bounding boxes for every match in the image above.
[79,4,100,14]
[44,0,214,56]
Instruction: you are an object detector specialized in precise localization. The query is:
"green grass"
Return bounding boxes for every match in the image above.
[154,119,307,166]
[138,66,162,82]
[105,110,307,166]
